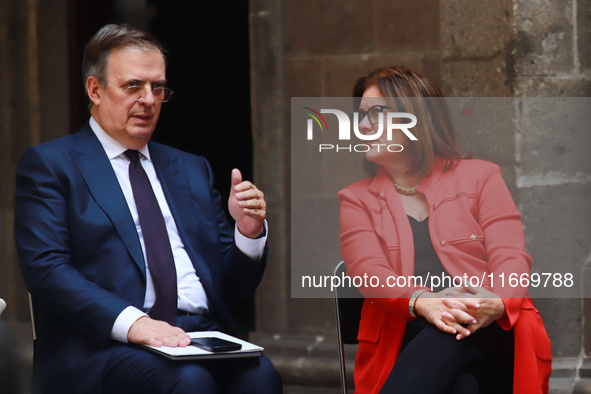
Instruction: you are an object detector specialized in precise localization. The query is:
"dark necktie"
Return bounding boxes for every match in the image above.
[125,149,177,325]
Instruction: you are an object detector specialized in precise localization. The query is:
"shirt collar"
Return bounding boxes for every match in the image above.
[89,117,151,161]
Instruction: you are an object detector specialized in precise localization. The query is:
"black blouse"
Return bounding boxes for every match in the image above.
[407,216,451,293]
[401,216,451,349]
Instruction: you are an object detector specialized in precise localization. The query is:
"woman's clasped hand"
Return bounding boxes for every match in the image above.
[414,286,506,340]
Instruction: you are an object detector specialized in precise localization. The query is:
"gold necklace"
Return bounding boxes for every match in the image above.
[392,180,417,196]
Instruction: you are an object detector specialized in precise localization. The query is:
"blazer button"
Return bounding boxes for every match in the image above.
[441,240,446,245]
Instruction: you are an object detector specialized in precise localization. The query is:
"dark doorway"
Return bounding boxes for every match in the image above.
[148,1,253,211]
[67,0,255,336]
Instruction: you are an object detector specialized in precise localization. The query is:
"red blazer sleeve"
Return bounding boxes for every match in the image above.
[476,164,532,328]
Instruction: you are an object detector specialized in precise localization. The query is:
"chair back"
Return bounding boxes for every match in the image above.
[333,261,364,394]
[334,262,364,344]
[28,293,38,341]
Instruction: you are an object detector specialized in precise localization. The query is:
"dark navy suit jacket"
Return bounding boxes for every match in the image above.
[14,123,266,393]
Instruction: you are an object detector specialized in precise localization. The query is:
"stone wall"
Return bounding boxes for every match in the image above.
[0,0,40,323]
[0,0,70,392]
[0,0,70,319]
[441,1,591,392]
[251,0,591,392]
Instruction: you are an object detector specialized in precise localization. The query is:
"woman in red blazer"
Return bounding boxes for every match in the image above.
[338,67,551,394]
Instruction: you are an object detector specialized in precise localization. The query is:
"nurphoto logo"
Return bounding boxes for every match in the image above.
[302,107,418,153]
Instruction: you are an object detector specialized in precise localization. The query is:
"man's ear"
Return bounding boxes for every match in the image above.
[86,76,102,107]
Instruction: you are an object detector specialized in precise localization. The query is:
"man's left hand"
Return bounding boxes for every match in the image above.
[228,169,266,238]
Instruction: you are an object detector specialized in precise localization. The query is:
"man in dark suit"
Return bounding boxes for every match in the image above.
[14,24,282,394]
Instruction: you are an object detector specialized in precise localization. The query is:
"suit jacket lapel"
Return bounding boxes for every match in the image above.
[148,143,214,289]
[71,124,146,276]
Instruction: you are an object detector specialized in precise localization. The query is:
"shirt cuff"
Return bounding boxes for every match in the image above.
[110,306,147,343]
[235,220,268,260]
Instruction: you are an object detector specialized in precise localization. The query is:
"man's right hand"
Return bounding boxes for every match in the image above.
[127,316,191,348]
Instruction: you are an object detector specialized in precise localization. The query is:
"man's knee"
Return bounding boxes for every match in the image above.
[169,364,217,394]
[221,356,282,394]
[253,356,282,385]
[104,345,219,394]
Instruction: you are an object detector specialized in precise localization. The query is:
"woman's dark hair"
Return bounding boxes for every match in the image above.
[353,66,464,177]
[82,24,165,103]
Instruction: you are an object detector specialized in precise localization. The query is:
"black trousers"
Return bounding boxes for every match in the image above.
[379,320,514,394]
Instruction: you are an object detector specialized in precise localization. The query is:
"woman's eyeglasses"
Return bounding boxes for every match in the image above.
[356,105,390,125]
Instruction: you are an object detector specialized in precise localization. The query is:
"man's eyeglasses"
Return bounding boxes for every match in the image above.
[356,105,390,125]
[111,82,174,103]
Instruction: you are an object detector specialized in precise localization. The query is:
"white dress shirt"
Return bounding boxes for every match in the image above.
[89,118,267,342]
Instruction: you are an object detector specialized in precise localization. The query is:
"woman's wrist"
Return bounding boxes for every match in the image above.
[409,289,428,318]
